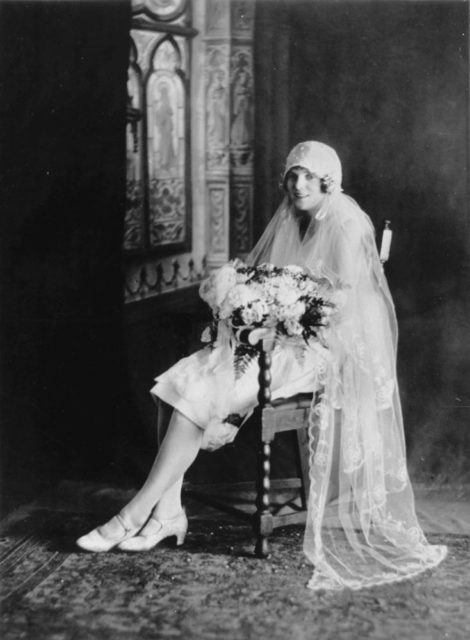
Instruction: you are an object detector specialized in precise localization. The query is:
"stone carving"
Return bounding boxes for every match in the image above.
[148,178,186,246]
[132,0,187,21]
[124,181,144,252]
[230,48,254,171]
[231,0,255,34]
[207,70,228,147]
[208,186,227,253]
[203,10,255,266]
[206,0,229,35]
[231,54,252,145]
[231,183,252,254]
[205,46,230,172]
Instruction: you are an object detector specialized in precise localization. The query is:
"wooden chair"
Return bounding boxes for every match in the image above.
[181,331,314,558]
[250,336,313,557]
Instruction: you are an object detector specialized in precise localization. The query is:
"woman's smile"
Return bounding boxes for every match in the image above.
[285,166,324,213]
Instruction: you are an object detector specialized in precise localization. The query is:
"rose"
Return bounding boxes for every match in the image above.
[274,281,298,307]
[284,318,304,336]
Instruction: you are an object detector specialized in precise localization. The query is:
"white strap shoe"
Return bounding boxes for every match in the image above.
[76,514,140,552]
[118,510,188,552]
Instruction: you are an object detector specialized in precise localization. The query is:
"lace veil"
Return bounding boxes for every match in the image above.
[247,141,447,591]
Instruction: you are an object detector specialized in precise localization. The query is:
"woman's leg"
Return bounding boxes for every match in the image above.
[98,410,202,538]
[151,475,184,520]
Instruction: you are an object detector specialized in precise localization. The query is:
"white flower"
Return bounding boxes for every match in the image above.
[284,318,303,336]
[241,305,262,325]
[199,276,217,309]
[251,299,268,321]
[258,262,276,273]
[241,307,256,325]
[227,283,262,308]
[218,298,235,320]
[284,265,305,276]
[236,271,250,284]
[281,300,306,320]
[275,282,298,307]
[213,263,238,306]
[199,263,238,310]
[200,326,212,343]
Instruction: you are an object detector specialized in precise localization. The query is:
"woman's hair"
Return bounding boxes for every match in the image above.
[282,167,333,195]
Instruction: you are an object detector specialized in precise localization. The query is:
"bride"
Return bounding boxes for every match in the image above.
[77,141,447,591]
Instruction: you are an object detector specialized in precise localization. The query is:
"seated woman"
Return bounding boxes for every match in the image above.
[77,141,447,591]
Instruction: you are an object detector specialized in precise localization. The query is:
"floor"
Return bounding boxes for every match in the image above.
[0,481,469,640]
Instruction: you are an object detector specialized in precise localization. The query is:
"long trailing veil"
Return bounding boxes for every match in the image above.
[247,189,447,590]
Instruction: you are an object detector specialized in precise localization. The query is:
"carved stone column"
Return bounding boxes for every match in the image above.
[204,0,255,269]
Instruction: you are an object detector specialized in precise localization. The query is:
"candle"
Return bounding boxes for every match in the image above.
[380,221,392,263]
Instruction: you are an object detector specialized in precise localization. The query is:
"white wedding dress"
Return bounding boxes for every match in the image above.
[151,146,447,590]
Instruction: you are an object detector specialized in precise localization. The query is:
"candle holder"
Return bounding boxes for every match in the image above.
[380,219,392,265]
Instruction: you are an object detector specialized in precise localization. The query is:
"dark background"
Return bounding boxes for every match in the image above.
[0,0,469,515]
[0,0,132,512]
[255,0,470,482]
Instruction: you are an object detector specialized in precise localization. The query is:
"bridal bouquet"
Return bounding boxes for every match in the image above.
[199,260,335,374]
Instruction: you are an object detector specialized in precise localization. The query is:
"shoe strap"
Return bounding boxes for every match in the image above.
[150,510,185,526]
[115,513,135,534]
[139,510,184,537]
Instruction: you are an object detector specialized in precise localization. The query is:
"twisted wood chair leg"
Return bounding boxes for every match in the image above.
[254,439,273,557]
[254,342,275,557]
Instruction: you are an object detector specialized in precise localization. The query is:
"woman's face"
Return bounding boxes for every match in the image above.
[285,166,324,214]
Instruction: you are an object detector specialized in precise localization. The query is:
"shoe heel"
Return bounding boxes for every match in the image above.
[175,530,186,546]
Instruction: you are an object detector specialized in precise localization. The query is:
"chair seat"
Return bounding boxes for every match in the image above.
[262,393,313,442]
[270,392,313,409]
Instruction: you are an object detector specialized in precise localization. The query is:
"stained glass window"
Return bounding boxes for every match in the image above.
[125,1,193,255]
[147,38,186,247]
[124,40,144,252]
[132,0,187,22]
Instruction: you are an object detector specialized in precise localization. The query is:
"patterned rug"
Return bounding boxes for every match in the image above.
[0,498,469,640]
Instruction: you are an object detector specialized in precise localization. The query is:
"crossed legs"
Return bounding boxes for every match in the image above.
[80,409,202,543]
